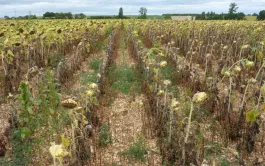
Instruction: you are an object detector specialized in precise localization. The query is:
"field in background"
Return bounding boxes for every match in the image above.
[245,15,257,21]
[127,15,165,19]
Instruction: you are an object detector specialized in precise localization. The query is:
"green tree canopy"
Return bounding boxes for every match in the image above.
[138,7,147,19]
[74,13,86,19]
[227,2,240,19]
[258,10,265,20]
[229,3,238,14]
[43,12,73,19]
[118,7,124,18]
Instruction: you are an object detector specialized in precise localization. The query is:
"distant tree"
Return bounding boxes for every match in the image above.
[221,12,225,20]
[257,10,265,20]
[227,3,239,19]
[4,16,10,19]
[236,12,246,20]
[138,7,147,19]
[80,13,86,19]
[17,14,37,19]
[89,16,116,19]
[229,3,238,14]
[65,12,73,19]
[55,13,64,19]
[252,13,258,16]
[118,7,124,18]
[75,13,86,19]
[206,12,210,19]
[164,14,171,20]
[43,12,73,19]
[201,11,206,20]
[43,12,56,18]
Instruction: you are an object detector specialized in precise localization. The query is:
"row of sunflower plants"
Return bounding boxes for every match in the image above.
[49,26,119,165]
[0,21,119,165]
[127,23,208,165]
[0,20,117,95]
[139,20,265,164]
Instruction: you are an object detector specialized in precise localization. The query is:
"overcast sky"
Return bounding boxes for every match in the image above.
[0,0,264,17]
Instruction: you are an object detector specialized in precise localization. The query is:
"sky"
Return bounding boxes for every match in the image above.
[0,0,264,17]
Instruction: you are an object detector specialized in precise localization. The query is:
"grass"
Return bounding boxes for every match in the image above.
[161,65,175,82]
[220,159,231,166]
[80,73,97,85]
[99,123,112,148]
[62,57,102,96]
[127,15,165,20]
[120,136,148,163]
[80,58,102,85]
[245,16,257,21]
[161,65,180,98]
[89,58,101,71]
[108,64,141,94]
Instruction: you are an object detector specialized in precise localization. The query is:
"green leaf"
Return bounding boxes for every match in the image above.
[258,51,264,61]
[30,97,35,102]
[21,133,26,140]
[23,117,29,123]
[36,99,42,105]
[82,114,89,125]
[153,41,159,48]
[246,110,260,122]
[49,108,55,115]
[251,47,257,53]
[245,60,255,68]
[91,97,99,105]
[61,136,70,148]
[149,85,154,92]
[6,50,14,64]
[27,107,33,114]
[20,127,31,139]
[221,67,229,74]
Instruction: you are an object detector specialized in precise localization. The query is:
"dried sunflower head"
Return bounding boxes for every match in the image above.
[160,61,167,67]
[192,92,207,104]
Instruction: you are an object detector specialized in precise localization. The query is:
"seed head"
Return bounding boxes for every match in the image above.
[160,61,167,67]
[192,92,207,104]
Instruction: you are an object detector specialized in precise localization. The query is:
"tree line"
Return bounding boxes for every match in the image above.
[164,3,265,20]
[90,7,147,19]
[3,7,148,20]
[42,12,86,19]
[195,3,249,20]
[4,12,87,19]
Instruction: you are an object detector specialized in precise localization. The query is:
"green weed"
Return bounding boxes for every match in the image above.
[105,26,113,38]
[220,159,231,166]
[161,65,175,82]
[89,58,101,72]
[80,58,102,85]
[1,71,70,165]
[99,123,112,148]
[108,64,141,94]
[48,52,64,68]
[120,136,148,163]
